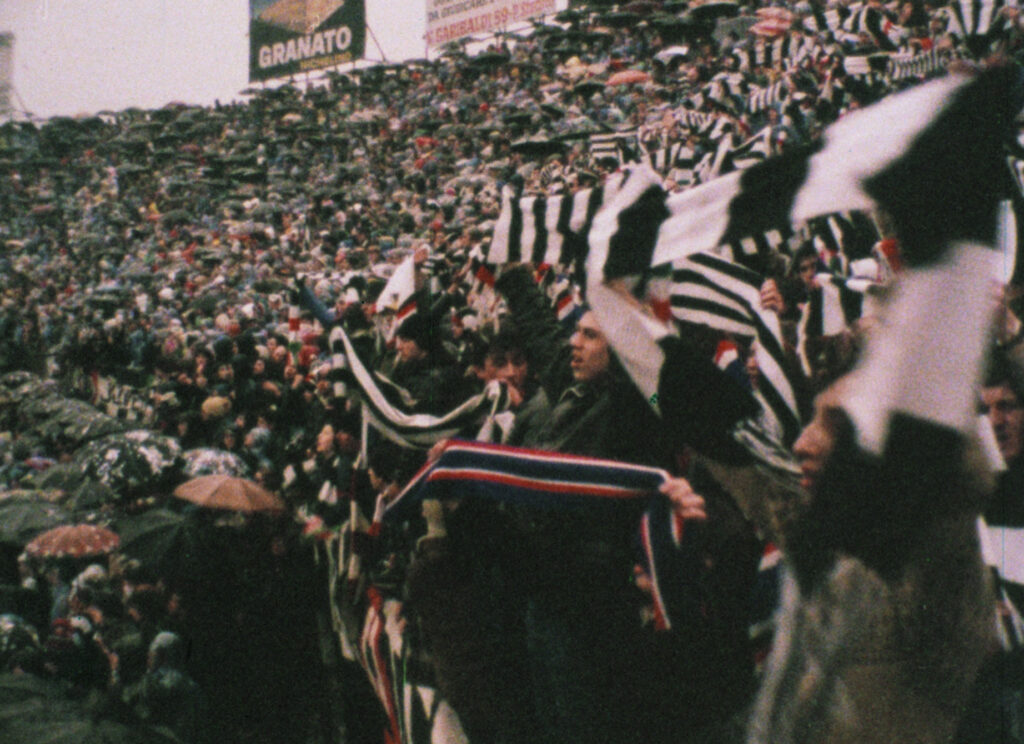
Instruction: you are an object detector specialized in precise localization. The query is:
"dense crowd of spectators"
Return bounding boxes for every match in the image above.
[1,0,1024,742]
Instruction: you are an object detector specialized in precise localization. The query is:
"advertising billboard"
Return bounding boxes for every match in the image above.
[425,0,556,47]
[250,0,365,82]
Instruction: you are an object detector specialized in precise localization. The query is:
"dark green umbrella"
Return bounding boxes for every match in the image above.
[160,210,193,228]
[29,464,87,493]
[68,480,120,512]
[598,10,641,26]
[0,372,38,390]
[113,508,206,579]
[503,112,534,127]
[555,9,585,22]
[0,499,70,546]
[684,0,739,21]
[0,694,183,743]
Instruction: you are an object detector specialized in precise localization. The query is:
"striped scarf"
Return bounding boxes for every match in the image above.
[887,47,951,81]
[796,274,878,377]
[382,439,734,636]
[328,325,511,450]
[383,439,669,522]
[747,80,789,115]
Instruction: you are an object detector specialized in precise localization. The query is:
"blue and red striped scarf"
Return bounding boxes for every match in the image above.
[383,440,725,632]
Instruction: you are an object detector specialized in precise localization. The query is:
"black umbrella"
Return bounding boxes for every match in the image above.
[68,480,120,512]
[510,137,568,158]
[470,51,511,68]
[541,104,567,120]
[685,0,739,21]
[0,372,37,390]
[599,10,641,27]
[574,80,605,97]
[29,464,87,493]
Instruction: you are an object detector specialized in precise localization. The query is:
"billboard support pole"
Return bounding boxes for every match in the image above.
[366,23,388,62]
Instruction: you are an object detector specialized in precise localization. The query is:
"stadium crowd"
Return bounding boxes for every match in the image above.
[1,0,1024,742]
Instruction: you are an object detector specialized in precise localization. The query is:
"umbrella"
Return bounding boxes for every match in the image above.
[606,69,651,86]
[71,430,182,498]
[599,10,640,27]
[469,51,510,68]
[173,475,285,513]
[509,137,568,158]
[0,372,38,390]
[0,500,70,546]
[750,19,790,37]
[181,448,251,478]
[654,45,693,66]
[28,464,89,494]
[573,80,605,97]
[68,480,120,512]
[685,0,739,20]
[25,524,119,560]
[0,616,40,665]
[112,508,205,578]
[0,686,182,743]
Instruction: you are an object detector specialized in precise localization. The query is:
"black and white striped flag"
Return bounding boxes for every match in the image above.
[805,210,881,263]
[590,68,1017,282]
[803,5,849,34]
[584,67,1020,452]
[487,171,629,268]
[747,80,789,115]
[669,252,806,445]
[887,47,950,81]
[945,0,1016,55]
[796,274,879,376]
[589,131,637,167]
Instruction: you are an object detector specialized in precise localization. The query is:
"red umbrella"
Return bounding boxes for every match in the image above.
[25,524,120,560]
[173,475,286,513]
[606,69,651,86]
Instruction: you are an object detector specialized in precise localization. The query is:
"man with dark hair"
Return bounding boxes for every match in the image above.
[982,350,1024,523]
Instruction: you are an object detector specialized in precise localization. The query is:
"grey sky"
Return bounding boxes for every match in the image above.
[0,0,429,118]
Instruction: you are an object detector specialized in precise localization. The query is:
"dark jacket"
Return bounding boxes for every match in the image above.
[495,265,669,467]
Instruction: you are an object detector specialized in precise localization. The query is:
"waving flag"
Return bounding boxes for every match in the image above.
[670,252,805,445]
[583,67,1019,454]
